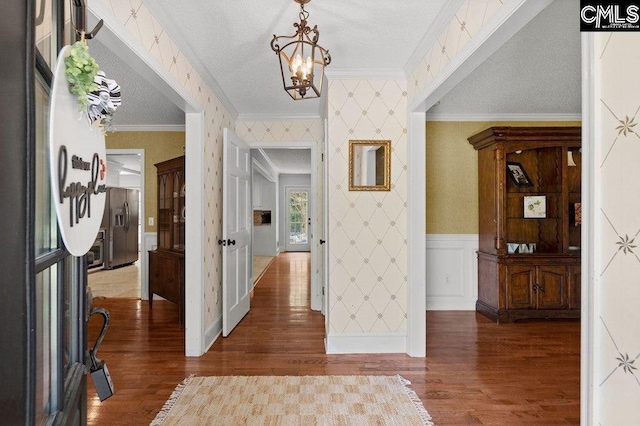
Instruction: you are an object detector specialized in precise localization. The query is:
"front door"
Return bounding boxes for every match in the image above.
[285,187,311,252]
[0,0,87,423]
[221,128,252,337]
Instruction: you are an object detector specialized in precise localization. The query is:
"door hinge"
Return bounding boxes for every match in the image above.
[321,153,324,161]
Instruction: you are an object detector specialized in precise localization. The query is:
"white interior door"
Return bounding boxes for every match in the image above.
[285,187,311,252]
[222,128,252,337]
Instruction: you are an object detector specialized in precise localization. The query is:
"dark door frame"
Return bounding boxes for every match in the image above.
[0,1,36,423]
[1,1,88,424]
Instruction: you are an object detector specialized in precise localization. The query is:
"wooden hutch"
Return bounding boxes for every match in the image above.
[148,156,185,324]
[468,127,581,323]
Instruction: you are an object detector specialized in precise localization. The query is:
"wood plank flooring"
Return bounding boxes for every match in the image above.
[87,252,580,425]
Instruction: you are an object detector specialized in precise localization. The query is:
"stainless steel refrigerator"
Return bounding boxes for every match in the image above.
[101,187,139,269]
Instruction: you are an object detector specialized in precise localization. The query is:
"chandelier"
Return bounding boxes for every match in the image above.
[271,0,331,100]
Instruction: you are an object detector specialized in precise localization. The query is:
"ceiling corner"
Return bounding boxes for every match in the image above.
[403,0,465,75]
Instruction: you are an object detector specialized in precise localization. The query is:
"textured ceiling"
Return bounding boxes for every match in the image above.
[93,0,580,123]
[427,0,581,117]
[261,149,311,175]
[144,0,448,117]
[91,39,185,126]
[107,154,142,174]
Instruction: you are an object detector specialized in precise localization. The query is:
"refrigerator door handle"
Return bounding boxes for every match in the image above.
[124,201,130,231]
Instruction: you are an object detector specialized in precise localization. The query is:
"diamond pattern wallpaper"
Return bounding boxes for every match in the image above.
[235,120,325,291]
[97,0,236,329]
[407,0,507,104]
[327,80,408,334]
[594,33,640,423]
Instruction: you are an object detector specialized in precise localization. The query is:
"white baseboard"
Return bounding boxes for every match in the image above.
[426,234,478,311]
[141,232,157,301]
[204,315,222,353]
[325,332,406,354]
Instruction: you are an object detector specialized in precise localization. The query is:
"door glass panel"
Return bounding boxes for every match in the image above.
[158,173,170,249]
[289,190,308,245]
[64,256,80,371]
[35,264,59,425]
[35,76,58,255]
[35,0,57,68]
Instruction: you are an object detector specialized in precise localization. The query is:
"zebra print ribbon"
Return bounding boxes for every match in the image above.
[87,71,121,124]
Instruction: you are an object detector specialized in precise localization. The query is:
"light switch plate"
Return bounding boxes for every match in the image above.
[148,217,154,226]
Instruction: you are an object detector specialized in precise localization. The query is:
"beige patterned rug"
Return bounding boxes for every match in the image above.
[252,256,275,284]
[151,375,434,425]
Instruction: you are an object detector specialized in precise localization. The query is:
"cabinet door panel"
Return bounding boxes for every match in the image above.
[537,265,567,309]
[160,256,180,303]
[506,265,535,309]
[569,265,581,310]
[149,252,163,297]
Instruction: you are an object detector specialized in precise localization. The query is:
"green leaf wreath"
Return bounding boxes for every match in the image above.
[64,41,99,108]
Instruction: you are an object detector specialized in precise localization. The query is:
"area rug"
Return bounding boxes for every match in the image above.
[252,256,275,284]
[151,375,435,425]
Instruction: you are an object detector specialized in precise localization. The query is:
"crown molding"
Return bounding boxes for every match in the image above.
[143,0,238,120]
[404,0,466,76]
[425,113,582,122]
[111,124,186,132]
[236,113,322,122]
[324,68,406,80]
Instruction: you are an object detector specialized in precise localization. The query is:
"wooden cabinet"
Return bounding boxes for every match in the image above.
[148,156,185,324]
[469,127,581,323]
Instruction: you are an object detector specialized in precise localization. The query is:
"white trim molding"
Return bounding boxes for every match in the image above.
[580,32,596,425]
[204,315,222,353]
[185,112,206,357]
[112,124,185,132]
[426,234,478,311]
[425,113,582,122]
[142,232,158,300]
[325,333,407,354]
[407,111,427,357]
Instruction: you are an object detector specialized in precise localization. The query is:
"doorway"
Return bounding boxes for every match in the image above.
[88,150,145,299]
[245,143,322,312]
[285,187,311,252]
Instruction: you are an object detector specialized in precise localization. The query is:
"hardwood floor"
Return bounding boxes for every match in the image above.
[87,252,580,425]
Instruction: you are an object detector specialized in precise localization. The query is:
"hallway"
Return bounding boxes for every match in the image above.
[88,252,579,425]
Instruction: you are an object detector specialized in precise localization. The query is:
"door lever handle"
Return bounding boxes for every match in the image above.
[320,239,326,245]
[228,239,236,246]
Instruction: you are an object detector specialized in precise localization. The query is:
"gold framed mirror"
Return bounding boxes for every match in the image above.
[348,140,391,191]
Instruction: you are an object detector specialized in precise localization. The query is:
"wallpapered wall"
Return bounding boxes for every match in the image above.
[425,121,580,234]
[594,33,640,423]
[407,0,507,104]
[97,0,236,331]
[235,120,325,296]
[106,131,185,233]
[327,79,408,334]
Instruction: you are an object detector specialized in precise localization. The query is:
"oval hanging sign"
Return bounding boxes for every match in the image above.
[49,45,107,256]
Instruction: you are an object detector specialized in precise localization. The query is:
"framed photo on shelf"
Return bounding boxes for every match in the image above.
[524,195,546,218]
[506,162,532,186]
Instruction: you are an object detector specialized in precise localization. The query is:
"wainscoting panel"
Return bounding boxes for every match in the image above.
[426,234,478,310]
[141,232,157,301]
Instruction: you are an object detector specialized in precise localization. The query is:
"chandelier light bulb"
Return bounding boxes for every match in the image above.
[271,0,331,100]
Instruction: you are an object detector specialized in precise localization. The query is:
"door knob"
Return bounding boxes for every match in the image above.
[218,239,226,246]
[228,239,236,246]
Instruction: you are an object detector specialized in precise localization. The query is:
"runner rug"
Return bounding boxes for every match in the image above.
[151,375,435,425]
